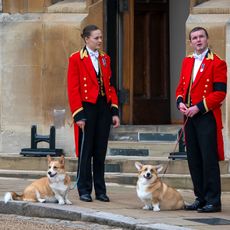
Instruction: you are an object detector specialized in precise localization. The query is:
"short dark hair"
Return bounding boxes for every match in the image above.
[189,27,209,40]
[81,24,100,41]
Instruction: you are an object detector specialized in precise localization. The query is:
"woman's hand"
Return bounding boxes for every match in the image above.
[76,120,85,130]
[112,116,120,128]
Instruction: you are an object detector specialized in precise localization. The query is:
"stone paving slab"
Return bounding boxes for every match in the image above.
[0,178,230,230]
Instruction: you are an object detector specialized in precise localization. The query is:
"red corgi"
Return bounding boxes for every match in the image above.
[4,155,72,205]
[135,162,184,211]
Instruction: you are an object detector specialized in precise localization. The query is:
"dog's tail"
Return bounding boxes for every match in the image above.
[4,192,23,203]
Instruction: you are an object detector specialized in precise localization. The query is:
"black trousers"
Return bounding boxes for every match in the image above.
[77,96,111,196]
[185,111,221,206]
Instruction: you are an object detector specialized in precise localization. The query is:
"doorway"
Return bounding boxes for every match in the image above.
[133,0,170,124]
[106,0,171,125]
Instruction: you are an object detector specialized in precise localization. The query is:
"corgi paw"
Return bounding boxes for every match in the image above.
[65,199,72,205]
[143,205,152,210]
[38,198,46,203]
[58,200,65,205]
[153,207,160,212]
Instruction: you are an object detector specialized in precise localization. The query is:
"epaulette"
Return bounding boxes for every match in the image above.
[99,50,106,56]
[213,52,223,61]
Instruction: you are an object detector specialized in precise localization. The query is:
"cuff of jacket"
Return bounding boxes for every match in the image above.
[72,107,86,122]
[111,104,119,116]
[176,96,183,109]
[197,98,208,114]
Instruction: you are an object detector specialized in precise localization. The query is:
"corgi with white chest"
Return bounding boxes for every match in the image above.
[135,162,184,211]
[4,155,72,205]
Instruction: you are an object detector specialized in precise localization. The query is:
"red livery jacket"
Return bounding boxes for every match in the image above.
[176,50,227,161]
[67,48,119,157]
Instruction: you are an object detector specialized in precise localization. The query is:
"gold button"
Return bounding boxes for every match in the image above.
[84,90,87,93]
[84,84,87,87]
[109,88,111,92]
[204,90,206,93]
[207,79,210,82]
[183,82,185,85]
[203,96,205,98]
[205,85,208,88]
[85,96,88,99]
[83,77,87,81]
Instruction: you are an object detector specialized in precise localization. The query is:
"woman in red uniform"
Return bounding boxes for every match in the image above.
[67,24,120,202]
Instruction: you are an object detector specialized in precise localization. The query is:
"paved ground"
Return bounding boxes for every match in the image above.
[0,177,230,230]
[0,214,125,230]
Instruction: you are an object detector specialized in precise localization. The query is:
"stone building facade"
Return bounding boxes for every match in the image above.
[0,0,230,159]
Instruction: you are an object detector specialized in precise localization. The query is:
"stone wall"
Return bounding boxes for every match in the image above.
[0,12,88,155]
[0,0,104,155]
[2,0,53,13]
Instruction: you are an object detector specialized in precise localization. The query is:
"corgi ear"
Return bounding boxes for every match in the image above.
[155,164,163,173]
[135,162,143,171]
[47,155,52,163]
[59,155,65,165]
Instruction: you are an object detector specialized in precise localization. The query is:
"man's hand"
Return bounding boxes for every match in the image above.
[179,102,188,114]
[185,105,200,117]
[179,103,199,117]
[112,116,120,128]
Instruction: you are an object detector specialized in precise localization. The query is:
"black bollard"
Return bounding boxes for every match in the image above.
[20,125,63,157]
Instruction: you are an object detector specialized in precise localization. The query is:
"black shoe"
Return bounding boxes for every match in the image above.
[80,194,92,202]
[96,194,110,202]
[185,200,205,211]
[197,204,221,213]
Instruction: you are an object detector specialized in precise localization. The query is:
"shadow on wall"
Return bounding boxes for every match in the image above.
[52,0,64,4]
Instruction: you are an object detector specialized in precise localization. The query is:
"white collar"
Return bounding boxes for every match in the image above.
[86,46,99,58]
[193,48,208,61]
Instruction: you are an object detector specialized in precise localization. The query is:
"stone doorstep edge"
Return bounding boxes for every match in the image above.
[0,200,187,230]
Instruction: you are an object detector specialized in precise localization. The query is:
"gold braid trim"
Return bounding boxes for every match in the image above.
[111,104,118,109]
[72,107,84,118]
[203,98,209,112]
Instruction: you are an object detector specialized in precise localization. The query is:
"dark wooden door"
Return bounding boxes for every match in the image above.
[133,0,170,124]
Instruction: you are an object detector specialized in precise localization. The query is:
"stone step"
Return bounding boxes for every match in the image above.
[108,125,186,157]
[107,141,180,157]
[0,154,229,174]
[109,125,182,142]
[105,156,229,174]
[0,154,78,172]
[110,125,182,133]
[105,173,230,192]
[47,0,87,13]
[0,171,230,191]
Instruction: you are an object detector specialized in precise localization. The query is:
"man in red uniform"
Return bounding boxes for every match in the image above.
[67,25,120,202]
[176,27,227,212]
